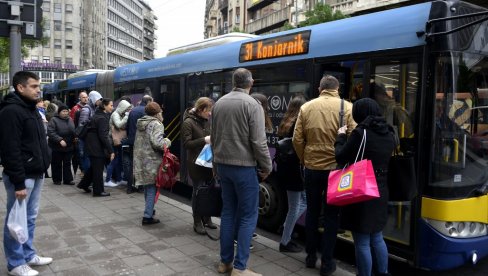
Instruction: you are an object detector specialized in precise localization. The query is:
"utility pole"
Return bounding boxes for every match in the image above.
[295,0,298,27]
[8,1,23,91]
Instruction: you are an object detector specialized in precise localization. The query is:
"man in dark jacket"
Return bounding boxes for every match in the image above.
[123,95,152,193]
[0,71,53,276]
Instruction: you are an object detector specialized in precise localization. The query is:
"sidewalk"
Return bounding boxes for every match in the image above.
[0,172,354,276]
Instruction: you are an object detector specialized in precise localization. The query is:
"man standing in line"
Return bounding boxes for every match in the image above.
[69,90,88,122]
[293,75,356,276]
[212,68,272,276]
[123,95,153,194]
[69,91,88,176]
[0,71,53,276]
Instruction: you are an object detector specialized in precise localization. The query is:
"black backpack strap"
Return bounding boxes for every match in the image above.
[339,99,345,127]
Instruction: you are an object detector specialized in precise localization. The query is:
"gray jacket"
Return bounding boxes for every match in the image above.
[211,88,272,173]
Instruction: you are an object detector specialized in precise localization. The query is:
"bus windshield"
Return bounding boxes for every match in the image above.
[430,51,488,199]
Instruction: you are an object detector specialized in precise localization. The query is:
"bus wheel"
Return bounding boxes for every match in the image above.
[257,179,287,233]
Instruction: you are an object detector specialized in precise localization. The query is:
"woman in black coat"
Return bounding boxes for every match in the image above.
[47,105,75,185]
[334,98,395,276]
[77,98,115,197]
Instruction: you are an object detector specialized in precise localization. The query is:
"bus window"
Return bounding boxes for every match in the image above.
[186,71,232,105]
[319,60,366,102]
[372,60,419,246]
[430,52,488,198]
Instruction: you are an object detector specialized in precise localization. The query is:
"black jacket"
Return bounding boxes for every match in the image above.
[276,122,303,191]
[0,92,50,191]
[47,115,75,152]
[84,109,113,158]
[334,116,395,234]
[181,108,212,182]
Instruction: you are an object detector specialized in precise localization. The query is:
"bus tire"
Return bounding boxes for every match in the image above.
[257,177,287,233]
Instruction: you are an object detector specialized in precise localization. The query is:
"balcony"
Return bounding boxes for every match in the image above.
[247,0,276,12]
[246,6,289,34]
[219,0,228,11]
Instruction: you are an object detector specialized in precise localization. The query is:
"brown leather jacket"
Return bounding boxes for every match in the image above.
[292,89,356,170]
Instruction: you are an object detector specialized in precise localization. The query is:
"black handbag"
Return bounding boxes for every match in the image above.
[194,178,223,217]
[387,149,417,201]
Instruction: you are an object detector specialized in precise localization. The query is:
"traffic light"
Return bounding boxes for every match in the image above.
[19,0,43,39]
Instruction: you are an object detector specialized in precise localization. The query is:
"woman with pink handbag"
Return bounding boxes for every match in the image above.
[334,98,396,276]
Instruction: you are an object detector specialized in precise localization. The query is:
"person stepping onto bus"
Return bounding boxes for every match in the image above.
[212,68,272,276]
[334,98,395,276]
[293,75,356,275]
[181,97,218,234]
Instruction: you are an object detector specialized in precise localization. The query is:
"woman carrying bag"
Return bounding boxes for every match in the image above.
[181,97,218,235]
[334,98,395,276]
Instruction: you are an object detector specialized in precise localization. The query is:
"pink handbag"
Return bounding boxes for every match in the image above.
[327,130,379,206]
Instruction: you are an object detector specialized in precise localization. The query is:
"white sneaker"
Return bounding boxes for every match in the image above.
[27,255,53,266]
[8,264,39,276]
[104,181,118,187]
[117,180,128,186]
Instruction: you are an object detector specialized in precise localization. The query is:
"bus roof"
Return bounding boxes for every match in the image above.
[167,33,258,56]
[114,2,431,83]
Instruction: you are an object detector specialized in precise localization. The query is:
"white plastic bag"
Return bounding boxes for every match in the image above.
[195,144,213,168]
[7,199,29,244]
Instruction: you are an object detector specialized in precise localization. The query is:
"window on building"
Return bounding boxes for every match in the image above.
[54,57,62,63]
[41,72,51,80]
[65,4,73,13]
[31,56,39,61]
[66,57,73,64]
[65,40,72,49]
[54,3,61,13]
[43,1,50,12]
[54,20,62,31]
[65,22,72,31]
[54,39,61,49]
[54,72,64,80]
[236,7,240,24]
[43,56,50,63]
[44,41,50,48]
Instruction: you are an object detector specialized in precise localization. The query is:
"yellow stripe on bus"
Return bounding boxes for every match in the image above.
[421,196,488,223]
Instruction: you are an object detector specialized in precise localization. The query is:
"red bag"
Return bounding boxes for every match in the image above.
[327,129,379,206]
[155,147,180,203]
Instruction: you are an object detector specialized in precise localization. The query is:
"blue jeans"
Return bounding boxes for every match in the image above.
[280,190,307,245]
[78,139,90,171]
[352,231,389,276]
[217,164,259,271]
[3,173,43,271]
[143,184,157,218]
[105,146,122,182]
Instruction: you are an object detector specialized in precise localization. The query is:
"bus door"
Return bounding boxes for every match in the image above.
[156,77,182,158]
[315,60,367,102]
[370,58,420,250]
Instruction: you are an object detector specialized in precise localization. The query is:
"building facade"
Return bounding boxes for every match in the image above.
[24,0,157,85]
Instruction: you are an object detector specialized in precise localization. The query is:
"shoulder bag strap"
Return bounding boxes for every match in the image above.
[354,129,367,163]
[339,99,345,127]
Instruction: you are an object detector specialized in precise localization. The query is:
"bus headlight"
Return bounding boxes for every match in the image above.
[426,219,488,238]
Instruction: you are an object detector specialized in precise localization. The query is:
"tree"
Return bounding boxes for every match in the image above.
[231,26,245,33]
[300,3,348,27]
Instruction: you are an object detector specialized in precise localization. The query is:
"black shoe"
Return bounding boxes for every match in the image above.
[64,181,75,185]
[77,184,91,193]
[306,255,317,268]
[279,241,303,253]
[153,210,156,216]
[53,181,61,185]
[93,192,110,197]
[320,260,336,276]
[142,217,160,225]
[137,186,144,193]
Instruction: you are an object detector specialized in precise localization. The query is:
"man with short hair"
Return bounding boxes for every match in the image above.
[293,75,356,276]
[212,68,272,276]
[0,71,53,276]
[69,90,88,123]
[123,95,153,194]
[69,91,88,176]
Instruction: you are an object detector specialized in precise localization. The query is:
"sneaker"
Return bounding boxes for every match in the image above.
[231,268,262,276]
[8,264,39,276]
[217,262,233,274]
[233,240,254,250]
[117,180,128,186]
[142,217,160,225]
[279,241,303,253]
[104,180,118,187]
[252,233,258,239]
[27,255,53,266]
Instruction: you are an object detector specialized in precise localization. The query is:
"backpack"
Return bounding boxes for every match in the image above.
[154,147,180,203]
[74,107,92,139]
[74,108,82,128]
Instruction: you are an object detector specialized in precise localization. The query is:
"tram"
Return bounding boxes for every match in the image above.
[44,0,488,271]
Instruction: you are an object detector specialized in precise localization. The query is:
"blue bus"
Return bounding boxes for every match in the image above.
[45,0,488,271]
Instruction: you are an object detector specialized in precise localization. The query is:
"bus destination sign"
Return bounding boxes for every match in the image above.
[239,30,311,63]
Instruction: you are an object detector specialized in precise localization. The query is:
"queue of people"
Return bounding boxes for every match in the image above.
[0,69,399,276]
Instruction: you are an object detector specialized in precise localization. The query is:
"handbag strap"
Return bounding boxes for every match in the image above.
[354,129,367,163]
[339,99,345,127]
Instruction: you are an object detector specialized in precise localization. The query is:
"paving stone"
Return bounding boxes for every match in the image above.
[133,263,174,276]
[90,259,132,275]
[64,235,99,247]
[252,261,291,275]
[55,266,98,276]
[110,244,146,258]
[48,257,86,272]
[162,257,205,272]
[93,230,125,242]
[136,240,170,253]
[150,248,185,262]
[122,254,158,268]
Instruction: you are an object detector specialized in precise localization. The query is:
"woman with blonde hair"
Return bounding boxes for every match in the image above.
[181,97,217,234]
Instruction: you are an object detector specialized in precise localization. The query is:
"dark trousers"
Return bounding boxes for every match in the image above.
[304,168,340,264]
[51,151,73,184]
[122,146,135,191]
[72,142,80,174]
[79,156,106,195]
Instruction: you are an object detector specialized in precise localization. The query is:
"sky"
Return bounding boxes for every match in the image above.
[144,0,206,58]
